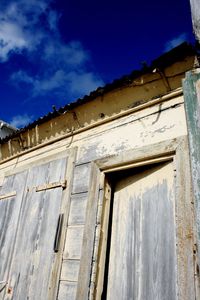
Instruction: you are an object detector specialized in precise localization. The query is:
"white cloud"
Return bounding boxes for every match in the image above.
[0,0,50,61]
[2,0,104,100]
[10,114,34,128]
[11,70,35,85]
[164,33,187,52]
[43,41,89,67]
[11,69,104,98]
[66,71,104,97]
[0,22,28,61]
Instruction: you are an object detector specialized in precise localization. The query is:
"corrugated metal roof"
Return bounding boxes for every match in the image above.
[0,42,197,144]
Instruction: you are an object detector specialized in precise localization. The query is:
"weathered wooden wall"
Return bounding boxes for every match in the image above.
[0,90,195,299]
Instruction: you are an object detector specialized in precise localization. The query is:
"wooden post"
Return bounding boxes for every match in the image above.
[183,69,200,267]
[190,0,200,44]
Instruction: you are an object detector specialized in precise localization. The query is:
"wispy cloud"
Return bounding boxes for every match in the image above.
[1,0,104,99]
[10,114,34,128]
[0,0,50,61]
[164,33,188,52]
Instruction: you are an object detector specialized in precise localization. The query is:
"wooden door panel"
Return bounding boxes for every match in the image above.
[0,172,27,299]
[4,157,68,300]
[106,162,177,300]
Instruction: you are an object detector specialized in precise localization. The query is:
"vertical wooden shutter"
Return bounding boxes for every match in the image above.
[1,157,68,300]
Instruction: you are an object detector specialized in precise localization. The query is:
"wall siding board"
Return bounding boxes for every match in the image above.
[76,163,101,300]
[60,260,80,282]
[72,164,91,194]
[63,226,84,260]
[68,193,88,226]
[57,281,77,300]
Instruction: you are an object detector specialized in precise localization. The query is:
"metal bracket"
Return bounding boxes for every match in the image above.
[27,180,67,192]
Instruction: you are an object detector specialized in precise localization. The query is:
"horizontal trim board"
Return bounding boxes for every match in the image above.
[103,155,174,173]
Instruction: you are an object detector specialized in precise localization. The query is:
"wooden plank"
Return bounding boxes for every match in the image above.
[190,0,200,43]
[93,180,112,300]
[95,138,180,171]
[63,226,84,260]
[175,136,196,299]
[68,193,88,225]
[60,260,80,282]
[183,70,200,270]
[106,162,177,300]
[72,164,91,194]
[103,154,174,173]
[50,148,77,300]
[76,163,101,300]
[57,281,77,300]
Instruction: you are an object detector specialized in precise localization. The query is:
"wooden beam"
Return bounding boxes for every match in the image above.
[183,69,200,268]
[190,0,200,44]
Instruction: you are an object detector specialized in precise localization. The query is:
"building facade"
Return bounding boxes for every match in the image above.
[0,43,199,300]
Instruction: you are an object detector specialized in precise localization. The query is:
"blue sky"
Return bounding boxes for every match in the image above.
[0,0,194,128]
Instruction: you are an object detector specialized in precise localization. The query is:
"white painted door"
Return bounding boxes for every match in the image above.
[0,157,68,300]
[0,172,27,299]
[106,162,177,300]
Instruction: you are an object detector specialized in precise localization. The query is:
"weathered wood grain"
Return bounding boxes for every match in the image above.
[76,100,186,164]
[95,137,179,171]
[63,226,84,260]
[0,171,27,300]
[183,71,200,275]
[92,181,112,300]
[106,162,177,300]
[76,163,101,300]
[4,158,68,300]
[72,164,91,194]
[60,260,80,282]
[68,193,88,225]
[175,136,196,300]
[57,281,77,300]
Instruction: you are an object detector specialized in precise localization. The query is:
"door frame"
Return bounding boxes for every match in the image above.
[76,136,197,300]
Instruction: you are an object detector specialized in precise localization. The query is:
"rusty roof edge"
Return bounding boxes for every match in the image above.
[0,42,197,144]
